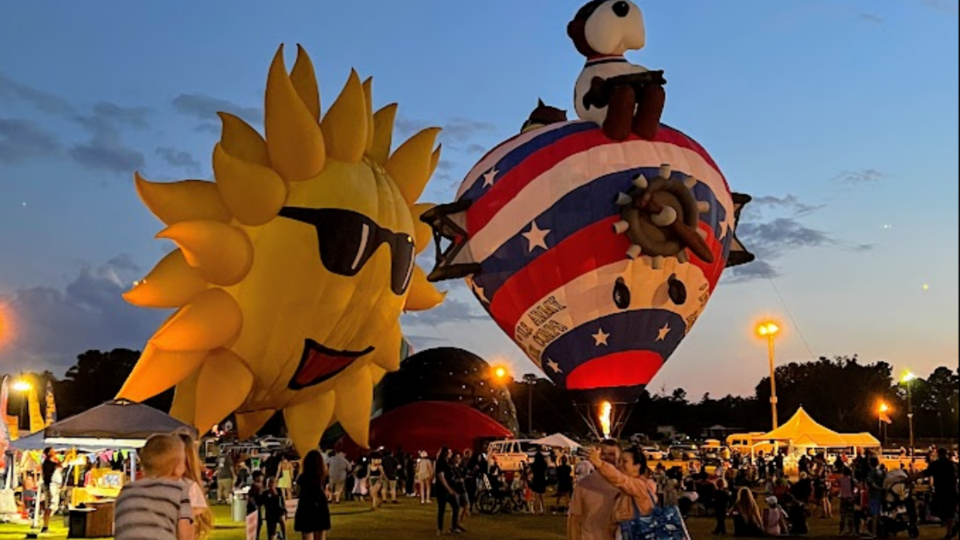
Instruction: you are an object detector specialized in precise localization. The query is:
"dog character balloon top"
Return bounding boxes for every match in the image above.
[118,45,445,455]
[569,0,666,141]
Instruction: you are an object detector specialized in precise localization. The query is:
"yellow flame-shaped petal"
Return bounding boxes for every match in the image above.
[265,45,325,181]
[284,391,336,458]
[333,367,374,448]
[404,266,446,311]
[194,349,254,434]
[411,203,435,255]
[213,143,287,226]
[370,322,402,372]
[123,249,208,308]
[156,220,253,286]
[369,103,398,165]
[320,70,368,164]
[362,77,375,155]
[236,410,276,441]
[169,369,200,426]
[429,145,442,179]
[116,345,207,403]
[289,44,321,122]
[217,112,269,167]
[386,127,441,205]
[370,365,388,386]
[135,174,231,225]
[150,288,242,351]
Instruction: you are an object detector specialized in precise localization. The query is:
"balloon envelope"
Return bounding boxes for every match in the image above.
[446,121,746,404]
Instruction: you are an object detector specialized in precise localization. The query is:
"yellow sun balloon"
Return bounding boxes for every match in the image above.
[117,45,445,455]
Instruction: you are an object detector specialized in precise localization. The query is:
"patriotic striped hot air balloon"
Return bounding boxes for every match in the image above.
[422,120,754,436]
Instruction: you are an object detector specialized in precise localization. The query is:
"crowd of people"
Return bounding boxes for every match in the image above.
[94,434,957,540]
[565,442,959,540]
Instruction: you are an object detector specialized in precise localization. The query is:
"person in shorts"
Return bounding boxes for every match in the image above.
[381,450,399,504]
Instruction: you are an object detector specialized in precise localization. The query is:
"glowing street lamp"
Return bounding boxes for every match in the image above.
[902,371,916,459]
[756,321,781,429]
[878,402,891,445]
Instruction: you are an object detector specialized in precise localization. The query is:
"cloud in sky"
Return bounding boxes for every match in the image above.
[2,74,150,175]
[401,280,488,327]
[727,187,869,282]
[68,102,152,174]
[0,118,61,164]
[751,194,825,217]
[0,73,75,116]
[0,255,166,372]
[172,93,263,127]
[395,116,497,150]
[835,168,885,185]
[155,146,201,173]
[859,13,884,23]
[918,0,959,13]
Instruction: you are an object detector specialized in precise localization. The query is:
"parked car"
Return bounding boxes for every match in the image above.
[642,446,665,461]
[487,439,535,472]
[668,444,699,461]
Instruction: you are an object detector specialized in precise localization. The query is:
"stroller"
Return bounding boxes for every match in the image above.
[878,469,920,538]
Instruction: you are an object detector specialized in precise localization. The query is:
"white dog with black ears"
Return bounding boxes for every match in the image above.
[567,0,666,141]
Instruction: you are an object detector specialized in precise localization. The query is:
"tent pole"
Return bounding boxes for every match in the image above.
[130,450,137,482]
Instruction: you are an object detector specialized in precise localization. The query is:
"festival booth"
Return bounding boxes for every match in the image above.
[8,400,197,537]
[758,407,880,449]
[754,407,881,476]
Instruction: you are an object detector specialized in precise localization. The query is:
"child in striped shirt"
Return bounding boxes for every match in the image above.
[114,434,194,540]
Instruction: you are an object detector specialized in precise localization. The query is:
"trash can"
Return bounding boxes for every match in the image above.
[231,493,247,523]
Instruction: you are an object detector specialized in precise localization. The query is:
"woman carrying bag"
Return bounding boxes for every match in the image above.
[587,445,690,540]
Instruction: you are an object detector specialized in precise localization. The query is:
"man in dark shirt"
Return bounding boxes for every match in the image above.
[381,451,399,504]
[921,448,958,539]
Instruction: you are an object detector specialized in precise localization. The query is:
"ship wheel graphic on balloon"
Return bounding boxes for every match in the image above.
[613,163,715,269]
[611,163,716,307]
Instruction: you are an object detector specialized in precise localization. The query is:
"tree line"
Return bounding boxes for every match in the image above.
[3,350,957,442]
[508,355,958,441]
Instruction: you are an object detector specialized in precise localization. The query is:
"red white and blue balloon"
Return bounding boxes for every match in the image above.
[431,121,751,404]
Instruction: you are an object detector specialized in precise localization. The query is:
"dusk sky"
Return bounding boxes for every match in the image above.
[1,0,957,399]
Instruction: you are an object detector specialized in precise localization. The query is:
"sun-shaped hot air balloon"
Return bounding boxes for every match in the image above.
[118,45,445,455]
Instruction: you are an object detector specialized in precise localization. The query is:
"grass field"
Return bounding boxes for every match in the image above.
[1,498,951,540]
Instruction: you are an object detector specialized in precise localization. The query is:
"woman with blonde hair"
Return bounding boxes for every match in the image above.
[178,432,214,539]
[730,487,764,537]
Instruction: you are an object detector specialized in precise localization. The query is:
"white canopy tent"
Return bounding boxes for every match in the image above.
[530,433,581,450]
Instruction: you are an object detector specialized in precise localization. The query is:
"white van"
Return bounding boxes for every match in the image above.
[486,439,536,472]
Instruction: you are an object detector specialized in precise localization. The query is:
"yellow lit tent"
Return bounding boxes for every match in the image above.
[759,407,874,448]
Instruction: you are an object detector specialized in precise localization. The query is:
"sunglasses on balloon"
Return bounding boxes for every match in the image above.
[278,207,416,296]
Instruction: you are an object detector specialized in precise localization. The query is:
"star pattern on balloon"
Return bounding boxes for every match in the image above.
[592,328,610,346]
[522,221,551,252]
[547,359,563,373]
[473,283,489,304]
[656,323,671,342]
[482,167,499,188]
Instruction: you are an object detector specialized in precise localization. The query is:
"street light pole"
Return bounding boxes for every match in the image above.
[878,402,890,446]
[756,322,781,430]
[767,334,778,430]
[522,374,538,435]
[903,371,916,461]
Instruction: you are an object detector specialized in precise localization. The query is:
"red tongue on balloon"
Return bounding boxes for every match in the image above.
[289,340,374,390]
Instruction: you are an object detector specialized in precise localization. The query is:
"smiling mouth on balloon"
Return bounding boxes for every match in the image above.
[288,339,375,390]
